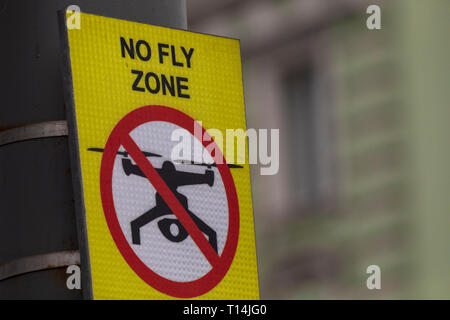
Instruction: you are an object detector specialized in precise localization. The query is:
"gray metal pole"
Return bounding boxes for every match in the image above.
[0,0,186,299]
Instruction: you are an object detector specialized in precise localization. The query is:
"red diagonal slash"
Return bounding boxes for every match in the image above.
[120,133,221,268]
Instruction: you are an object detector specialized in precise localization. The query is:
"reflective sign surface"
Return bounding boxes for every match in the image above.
[61,12,259,299]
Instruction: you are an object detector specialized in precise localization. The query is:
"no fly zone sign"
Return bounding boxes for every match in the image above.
[59,11,259,299]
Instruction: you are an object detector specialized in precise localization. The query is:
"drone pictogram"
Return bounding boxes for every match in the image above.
[89,147,242,253]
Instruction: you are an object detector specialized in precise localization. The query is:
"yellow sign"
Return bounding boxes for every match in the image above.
[60,12,259,299]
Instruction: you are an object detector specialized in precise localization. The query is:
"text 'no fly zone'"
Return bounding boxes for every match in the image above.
[121,37,194,99]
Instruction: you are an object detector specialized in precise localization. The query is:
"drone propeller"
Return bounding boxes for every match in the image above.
[87,147,243,169]
[87,147,162,158]
[174,159,243,169]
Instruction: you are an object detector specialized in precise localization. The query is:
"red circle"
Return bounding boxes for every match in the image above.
[100,105,239,298]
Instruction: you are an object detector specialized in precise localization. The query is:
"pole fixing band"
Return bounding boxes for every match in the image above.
[0,250,80,281]
[0,120,68,147]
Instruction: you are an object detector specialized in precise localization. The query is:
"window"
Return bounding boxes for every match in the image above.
[284,64,335,211]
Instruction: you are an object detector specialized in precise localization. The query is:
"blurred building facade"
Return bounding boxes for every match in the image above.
[188,0,450,299]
